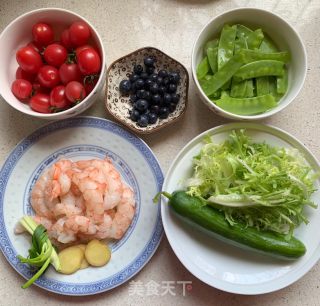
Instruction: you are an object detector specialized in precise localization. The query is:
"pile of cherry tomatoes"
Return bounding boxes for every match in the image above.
[12,21,101,113]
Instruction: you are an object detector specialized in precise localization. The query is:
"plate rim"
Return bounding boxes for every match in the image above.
[161,122,320,295]
[0,116,164,296]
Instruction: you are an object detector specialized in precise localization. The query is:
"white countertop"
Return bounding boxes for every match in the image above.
[1,0,320,305]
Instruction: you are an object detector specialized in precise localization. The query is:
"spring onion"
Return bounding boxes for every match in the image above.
[17,216,60,288]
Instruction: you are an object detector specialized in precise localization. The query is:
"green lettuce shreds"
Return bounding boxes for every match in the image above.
[186,130,317,236]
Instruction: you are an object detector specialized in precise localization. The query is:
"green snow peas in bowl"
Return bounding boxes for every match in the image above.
[191,8,307,120]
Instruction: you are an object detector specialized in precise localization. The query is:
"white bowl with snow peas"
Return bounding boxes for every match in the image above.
[191,8,307,120]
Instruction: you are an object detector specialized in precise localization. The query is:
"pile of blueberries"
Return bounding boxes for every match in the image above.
[119,56,181,127]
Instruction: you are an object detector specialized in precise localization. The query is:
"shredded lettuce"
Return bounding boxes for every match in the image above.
[186,129,318,236]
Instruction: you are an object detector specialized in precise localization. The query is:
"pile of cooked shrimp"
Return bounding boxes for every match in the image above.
[30,158,135,243]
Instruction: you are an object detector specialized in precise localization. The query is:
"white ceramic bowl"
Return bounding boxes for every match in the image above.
[191,8,307,120]
[0,8,106,120]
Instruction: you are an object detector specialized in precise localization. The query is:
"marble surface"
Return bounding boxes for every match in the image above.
[1,0,320,305]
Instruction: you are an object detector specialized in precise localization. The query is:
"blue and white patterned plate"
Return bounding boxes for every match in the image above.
[0,116,163,295]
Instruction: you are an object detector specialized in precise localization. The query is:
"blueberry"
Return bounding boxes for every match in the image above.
[137,89,148,99]
[163,93,172,104]
[129,109,140,122]
[156,76,163,85]
[149,73,158,82]
[137,114,149,127]
[135,78,145,89]
[144,91,151,101]
[169,72,181,84]
[144,56,155,66]
[131,82,137,93]
[158,69,168,78]
[150,104,160,114]
[171,93,180,104]
[162,77,170,86]
[152,94,162,105]
[144,79,153,89]
[130,94,138,103]
[144,108,150,115]
[159,107,170,119]
[169,103,177,112]
[129,74,140,83]
[146,65,155,75]
[135,99,149,112]
[133,64,143,75]
[148,112,158,124]
[119,79,131,94]
[150,83,159,94]
[168,83,177,93]
[140,72,149,80]
[158,85,166,96]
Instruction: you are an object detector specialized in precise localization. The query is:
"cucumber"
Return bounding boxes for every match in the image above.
[163,191,306,259]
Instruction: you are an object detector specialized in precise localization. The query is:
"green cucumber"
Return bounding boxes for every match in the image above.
[163,191,306,259]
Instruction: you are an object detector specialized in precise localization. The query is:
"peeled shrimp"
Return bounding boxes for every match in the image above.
[30,158,136,244]
[31,167,57,219]
[96,186,135,239]
[50,217,77,243]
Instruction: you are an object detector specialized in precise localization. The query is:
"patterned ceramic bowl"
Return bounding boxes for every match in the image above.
[105,47,189,134]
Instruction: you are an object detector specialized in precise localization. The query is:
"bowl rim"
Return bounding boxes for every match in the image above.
[0,7,106,119]
[191,7,308,120]
[105,46,189,134]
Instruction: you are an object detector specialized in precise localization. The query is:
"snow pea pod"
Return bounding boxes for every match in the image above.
[216,93,277,115]
[236,24,252,38]
[204,38,219,54]
[209,89,222,100]
[207,47,218,74]
[245,79,254,97]
[234,36,248,54]
[196,56,210,80]
[233,60,285,83]
[260,35,278,53]
[240,49,290,63]
[277,69,288,94]
[200,53,245,97]
[269,76,283,102]
[246,29,264,50]
[230,80,247,98]
[232,36,249,97]
[218,24,237,69]
[256,77,270,96]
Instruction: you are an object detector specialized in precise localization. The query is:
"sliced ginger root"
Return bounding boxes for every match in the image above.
[77,244,89,269]
[58,246,84,274]
[85,239,111,267]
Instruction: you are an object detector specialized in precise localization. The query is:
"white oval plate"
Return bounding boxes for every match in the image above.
[162,123,320,295]
[0,116,163,295]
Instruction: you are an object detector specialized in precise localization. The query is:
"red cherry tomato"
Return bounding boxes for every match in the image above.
[11,79,32,100]
[61,29,73,51]
[16,46,43,74]
[77,48,101,75]
[30,93,51,113]
[26,41,42,53]
[50,85,71,109]
[59,63,82,85]
[69,21,91,47]
[32,23,54,46]
[16,67,36,82]
[37,65,60,88]
[65,81,86,103]
[32,82,50,95]
[75,44,91,58]
[44,43,67,67]
[83,77,98,95]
